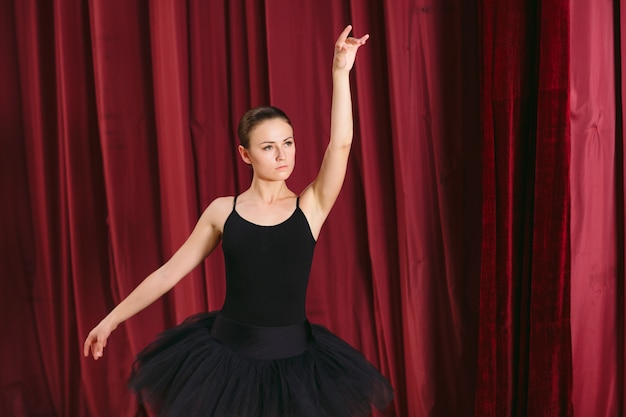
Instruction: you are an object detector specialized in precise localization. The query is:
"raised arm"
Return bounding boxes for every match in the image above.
[83,197,230,360]
[301,25,368,235]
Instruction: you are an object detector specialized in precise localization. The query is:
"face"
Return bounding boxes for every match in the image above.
[238,118,295,181]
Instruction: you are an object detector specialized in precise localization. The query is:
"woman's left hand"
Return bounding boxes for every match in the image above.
[332,25,369,73]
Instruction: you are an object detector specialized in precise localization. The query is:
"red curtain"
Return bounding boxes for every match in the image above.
[1,1,625,417]
[569,0,623,416]
[618,2,626,416]
[475,0,572,415]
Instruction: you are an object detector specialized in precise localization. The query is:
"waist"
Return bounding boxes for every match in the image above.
[210,313,313,360]
[220,291,307,326]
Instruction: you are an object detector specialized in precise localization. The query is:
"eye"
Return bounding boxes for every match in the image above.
[263,145,273,151]
[284,140,294,147]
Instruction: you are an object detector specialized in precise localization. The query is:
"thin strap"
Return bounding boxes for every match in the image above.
[296,196,300,208]
[233,195,238,211]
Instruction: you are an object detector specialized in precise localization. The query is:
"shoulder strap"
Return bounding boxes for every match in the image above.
[296,196,300,208]
[233,195,238,211]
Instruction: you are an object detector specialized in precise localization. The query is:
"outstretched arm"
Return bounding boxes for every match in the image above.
[83,198,229,360]
[301,25,368,236]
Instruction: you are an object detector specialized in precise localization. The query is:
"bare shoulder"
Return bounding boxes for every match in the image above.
[200,196,234,233]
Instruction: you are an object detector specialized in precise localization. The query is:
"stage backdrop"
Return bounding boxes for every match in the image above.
[0,1,624,416]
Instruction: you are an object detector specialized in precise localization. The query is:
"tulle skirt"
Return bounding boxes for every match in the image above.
[129,312,393,417]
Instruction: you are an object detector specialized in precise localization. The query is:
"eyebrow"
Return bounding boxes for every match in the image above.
[259,136,294,144]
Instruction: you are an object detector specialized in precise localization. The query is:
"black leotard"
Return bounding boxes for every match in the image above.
[220,196,316,326]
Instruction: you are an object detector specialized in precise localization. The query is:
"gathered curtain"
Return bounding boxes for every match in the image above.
[1,1,624,416]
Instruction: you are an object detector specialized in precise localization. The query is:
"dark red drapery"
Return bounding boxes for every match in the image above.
[475,0,572,415]
[2,1,626,416]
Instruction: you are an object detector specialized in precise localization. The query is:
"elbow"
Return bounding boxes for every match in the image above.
[330,130,354,149]
[328,141,352,155]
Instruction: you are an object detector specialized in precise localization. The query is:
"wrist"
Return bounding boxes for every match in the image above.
[332,71,350,86]
[332,68,350,78]
[101,315,119,331]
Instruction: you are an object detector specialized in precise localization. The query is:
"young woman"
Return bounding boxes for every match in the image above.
[84,25,393,417]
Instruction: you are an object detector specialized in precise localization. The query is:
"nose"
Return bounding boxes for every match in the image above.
[276,146,286,161]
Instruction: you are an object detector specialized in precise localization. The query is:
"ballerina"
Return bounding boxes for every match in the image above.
[84,25,392,417]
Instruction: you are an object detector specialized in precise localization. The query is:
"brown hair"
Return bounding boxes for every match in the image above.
[237,106,292,148]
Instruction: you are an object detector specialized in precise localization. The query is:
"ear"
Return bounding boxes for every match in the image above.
[238,145,252,165]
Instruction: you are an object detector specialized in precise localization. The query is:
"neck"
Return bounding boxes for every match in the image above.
[247,179,291,204]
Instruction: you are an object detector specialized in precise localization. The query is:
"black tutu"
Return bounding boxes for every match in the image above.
[129,312,393,417]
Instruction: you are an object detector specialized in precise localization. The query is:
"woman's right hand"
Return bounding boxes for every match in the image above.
[83,319,116,360]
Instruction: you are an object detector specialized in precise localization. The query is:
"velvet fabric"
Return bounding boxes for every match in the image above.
[620,1,626,414]
[2,0,626,416]
[475,0,572,415]
[569,0,621,416]
[0,1,481,416]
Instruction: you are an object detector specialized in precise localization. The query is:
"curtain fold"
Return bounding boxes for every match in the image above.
[618,0,626,412]
[5,0,626,416]
[569,0,619,416]
[381,1,482,415]
[148,0,212,324]
[0,0,54,415]
[475,0,572,415]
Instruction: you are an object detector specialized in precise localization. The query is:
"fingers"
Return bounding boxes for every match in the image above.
[335,25,353,48]
[83,332,106,360]
[336,25,369,53]
[83,336,91,357]
[94,337,105,359]
[94,346,103,360]
[351,33,370,45]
